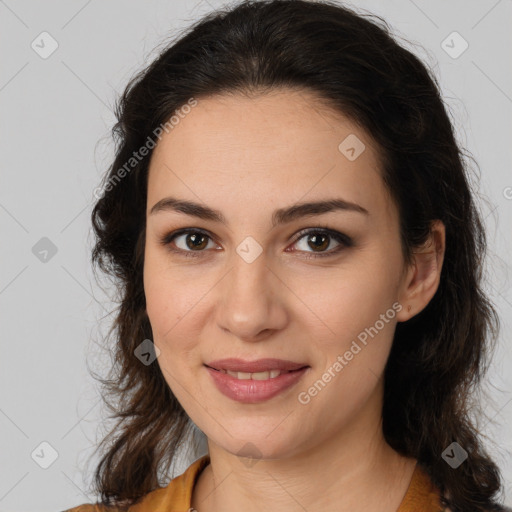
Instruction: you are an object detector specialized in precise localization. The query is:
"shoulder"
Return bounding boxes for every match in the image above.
[61,498,130,511]
[61,505,116,512]
[61,454,210,512]
[440,497,511,512]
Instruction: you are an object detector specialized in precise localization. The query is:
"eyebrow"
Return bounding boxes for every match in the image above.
[149,196,369,228]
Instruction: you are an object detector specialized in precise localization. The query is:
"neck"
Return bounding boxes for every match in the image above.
[191,391,417,512]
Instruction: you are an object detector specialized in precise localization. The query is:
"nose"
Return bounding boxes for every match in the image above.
[214,250,288,342]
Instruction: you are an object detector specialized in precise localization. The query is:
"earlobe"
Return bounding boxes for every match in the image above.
[396,220,446,322]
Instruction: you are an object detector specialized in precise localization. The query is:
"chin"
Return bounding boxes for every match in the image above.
[211,428,300,462]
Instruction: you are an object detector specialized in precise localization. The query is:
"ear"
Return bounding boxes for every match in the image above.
[395,220,446,322]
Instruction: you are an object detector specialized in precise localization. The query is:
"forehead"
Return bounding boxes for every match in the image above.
[147,89,395,223]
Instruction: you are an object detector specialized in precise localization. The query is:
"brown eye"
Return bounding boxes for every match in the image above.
[290,228,353,258]
[305,232,330,252]
[160,229,217,258]
[182,232,209,250]
[160,227,353,260]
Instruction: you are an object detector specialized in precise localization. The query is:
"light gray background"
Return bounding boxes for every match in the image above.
[1,0,511,510]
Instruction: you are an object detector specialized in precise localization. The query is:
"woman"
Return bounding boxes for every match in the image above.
[64,1,510,511]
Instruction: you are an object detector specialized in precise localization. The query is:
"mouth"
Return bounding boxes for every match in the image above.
[204,361,311,404]
[204,357,310,379]
[204,365,309,381]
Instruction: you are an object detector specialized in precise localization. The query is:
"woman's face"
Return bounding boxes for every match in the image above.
[144,89,412,460]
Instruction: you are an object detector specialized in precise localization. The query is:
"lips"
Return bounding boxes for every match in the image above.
[205,358,309,373]
[205,364,310,403]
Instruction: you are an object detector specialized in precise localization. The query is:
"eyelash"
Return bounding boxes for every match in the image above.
[159,226,353,260]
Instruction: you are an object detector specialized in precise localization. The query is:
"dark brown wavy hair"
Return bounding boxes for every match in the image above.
[88,1,508,510]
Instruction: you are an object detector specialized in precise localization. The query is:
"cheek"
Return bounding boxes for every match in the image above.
[144,249,202,335]
[297,303,396,433]
[292,258,399,341]
[143,255,216,384]
[143,266,200,399]
[294,254,400,397]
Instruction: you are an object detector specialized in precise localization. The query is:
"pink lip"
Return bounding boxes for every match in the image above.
[205,364,310,404]
[205,358,308,373]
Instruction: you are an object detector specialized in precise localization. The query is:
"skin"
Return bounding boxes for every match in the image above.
[143,88,445,512]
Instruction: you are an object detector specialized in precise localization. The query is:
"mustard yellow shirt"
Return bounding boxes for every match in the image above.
[63,454,444,512]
